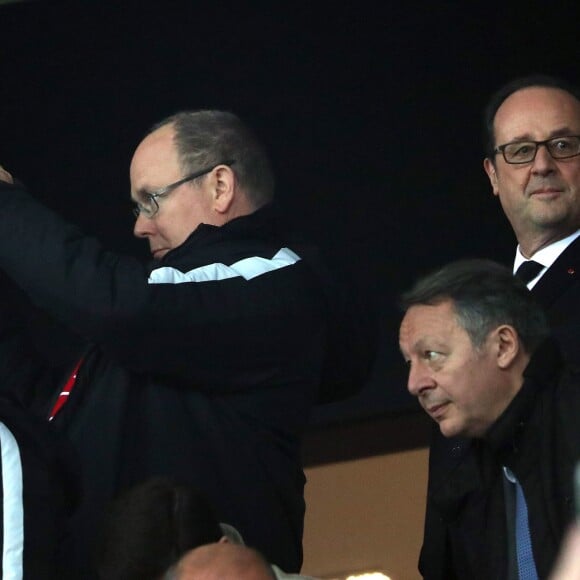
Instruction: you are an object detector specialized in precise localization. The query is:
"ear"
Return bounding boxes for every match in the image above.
[211,165,236,214]
[218,535,230,544]
[483,157,500,197]
[493,325,520,369]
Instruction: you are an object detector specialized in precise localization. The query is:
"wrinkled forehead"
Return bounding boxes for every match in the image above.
[494,86,580,142]
[399,301,459,349]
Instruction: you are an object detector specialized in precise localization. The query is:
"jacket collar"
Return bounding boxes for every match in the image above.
[483,338,561,456]
[188,202,288,245]
[430,339,562,519]
[148,203,293,270]
[531,236,580,308]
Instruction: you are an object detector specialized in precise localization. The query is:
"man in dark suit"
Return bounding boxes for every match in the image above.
[483,74,580,360]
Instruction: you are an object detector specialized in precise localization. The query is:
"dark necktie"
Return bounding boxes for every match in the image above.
[515,260,543,284]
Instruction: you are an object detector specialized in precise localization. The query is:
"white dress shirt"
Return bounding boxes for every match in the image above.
[513,229,580,289]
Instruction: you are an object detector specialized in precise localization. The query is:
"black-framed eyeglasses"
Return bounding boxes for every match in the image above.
[494,135,580,164]
[132,160,235,219]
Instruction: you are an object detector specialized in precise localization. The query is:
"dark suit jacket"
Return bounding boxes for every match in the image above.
[530,235,580,363]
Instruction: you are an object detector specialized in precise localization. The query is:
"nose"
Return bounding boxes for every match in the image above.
[133,213,155,239]
[407,361,436,397]
[531,143,557,176]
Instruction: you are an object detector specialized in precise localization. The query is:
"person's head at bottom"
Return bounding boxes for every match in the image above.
[165,542,276,580]
[97,477,223,580]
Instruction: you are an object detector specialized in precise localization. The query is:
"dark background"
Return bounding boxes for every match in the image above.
[0,0,577,455]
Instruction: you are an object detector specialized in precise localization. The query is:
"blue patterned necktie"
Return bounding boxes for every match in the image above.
[505,468,539,580]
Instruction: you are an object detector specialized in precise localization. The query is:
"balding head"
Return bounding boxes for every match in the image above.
[167,542,275,580]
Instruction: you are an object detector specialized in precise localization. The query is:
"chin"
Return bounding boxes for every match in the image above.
[439,421,464,439]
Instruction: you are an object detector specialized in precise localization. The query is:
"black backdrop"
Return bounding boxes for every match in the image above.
[0,1,577,446]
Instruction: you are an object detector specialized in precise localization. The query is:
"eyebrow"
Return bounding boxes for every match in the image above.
[132,187,156,202]
[399,338,425,358]
[506,126,579,142]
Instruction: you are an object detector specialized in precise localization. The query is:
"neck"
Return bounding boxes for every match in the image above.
[517,227,577,258]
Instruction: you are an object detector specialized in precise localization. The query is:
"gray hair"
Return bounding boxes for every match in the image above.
[401,259,549,353]
[151,110,275,209]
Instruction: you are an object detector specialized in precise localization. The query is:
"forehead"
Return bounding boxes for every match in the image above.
[399,301,464,350]
[494,87,580,142]
[130,124,181,187]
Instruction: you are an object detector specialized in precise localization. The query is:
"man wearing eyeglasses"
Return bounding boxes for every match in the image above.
[483,74,580,361]
[0,111,374,578]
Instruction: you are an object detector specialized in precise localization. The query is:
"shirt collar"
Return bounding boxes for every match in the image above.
[513,229,580,287]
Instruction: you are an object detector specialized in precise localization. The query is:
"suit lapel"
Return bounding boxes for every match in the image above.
[531,236,580,309]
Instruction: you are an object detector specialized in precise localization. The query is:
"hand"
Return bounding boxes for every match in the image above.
[0,165,14,184]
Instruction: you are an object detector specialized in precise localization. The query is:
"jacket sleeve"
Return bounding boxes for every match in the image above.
[0,183,328,386]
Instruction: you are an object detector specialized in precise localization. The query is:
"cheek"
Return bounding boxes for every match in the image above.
[497,181,527,215]
[496,165,526,188]
[500,173,524,193]
[445,369,476,409]
[150,218,180,247]
[171,214,200,245]
[562,167,580,191]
